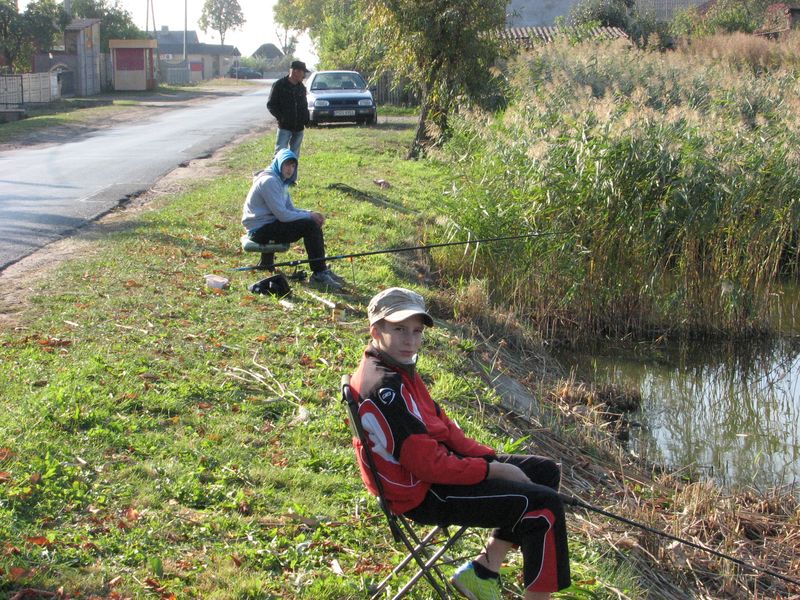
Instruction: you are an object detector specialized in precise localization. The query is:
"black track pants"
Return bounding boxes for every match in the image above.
[405,454,571,593]
[250,217,326,273]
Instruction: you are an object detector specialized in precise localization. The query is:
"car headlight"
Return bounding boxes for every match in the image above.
[314,99,330,107]
[358,99,373,106]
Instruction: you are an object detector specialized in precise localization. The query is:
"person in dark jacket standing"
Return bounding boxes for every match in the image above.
[267,60,311,158]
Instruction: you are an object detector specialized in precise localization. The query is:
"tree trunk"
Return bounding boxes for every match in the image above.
[407,93,430,160]
[407,70,436,160]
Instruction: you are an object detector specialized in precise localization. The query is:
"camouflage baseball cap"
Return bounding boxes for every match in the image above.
[368,287,433,327]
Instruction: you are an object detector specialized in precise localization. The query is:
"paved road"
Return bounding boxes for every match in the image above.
[0,84,273,271]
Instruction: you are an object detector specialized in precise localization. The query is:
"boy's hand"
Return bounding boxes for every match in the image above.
[310,211,325,226]
[486,461,530,484]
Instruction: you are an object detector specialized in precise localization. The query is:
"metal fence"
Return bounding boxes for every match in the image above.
[372,72,418,107]
[0,72,59,108]
[0,75,23,108]
[164,64,191,85]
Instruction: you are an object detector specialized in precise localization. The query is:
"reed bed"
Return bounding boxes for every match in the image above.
[435,34,800,343]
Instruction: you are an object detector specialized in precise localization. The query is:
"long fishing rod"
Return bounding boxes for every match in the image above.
[558,492,800,587]
[267,231,560,270]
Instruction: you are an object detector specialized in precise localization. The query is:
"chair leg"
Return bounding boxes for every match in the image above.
[257,252,275,271]
[370,525,468,600]
[401,526,468,599]
[371,527,446,599]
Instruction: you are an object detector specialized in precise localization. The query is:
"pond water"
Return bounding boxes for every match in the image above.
[556,337,800,490]
[555,284,800,491]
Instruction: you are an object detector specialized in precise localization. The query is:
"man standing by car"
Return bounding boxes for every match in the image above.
[267,60,311,159]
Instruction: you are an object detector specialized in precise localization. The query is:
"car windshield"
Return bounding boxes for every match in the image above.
[310,72,367,91]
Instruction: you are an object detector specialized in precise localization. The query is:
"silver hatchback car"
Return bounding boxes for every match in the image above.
[306,70,377,126]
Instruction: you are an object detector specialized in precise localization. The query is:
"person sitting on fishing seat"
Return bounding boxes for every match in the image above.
[349,287,572,600]
[241,149,345,290]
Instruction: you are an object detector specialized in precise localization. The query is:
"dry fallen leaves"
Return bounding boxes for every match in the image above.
[25,536,52,547]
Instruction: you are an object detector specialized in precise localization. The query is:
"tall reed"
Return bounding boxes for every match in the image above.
[435,36,800,342]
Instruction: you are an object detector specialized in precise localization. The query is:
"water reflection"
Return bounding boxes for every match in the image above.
[556,337,800,490]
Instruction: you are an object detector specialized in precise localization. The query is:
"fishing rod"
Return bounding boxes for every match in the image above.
[558,492,800,587]
[266,231,561,270]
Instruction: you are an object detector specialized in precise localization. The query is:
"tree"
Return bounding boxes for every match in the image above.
[274,24,297,56]
[0,0,68,73]
[199,0,245,46]
[275,0,508,157]
[274,0,325,36]
[367,0,507,158]
[0,0,24,71]
[274,0,377,71]
[569,0,630,28]
[668,0,772,36]
[23,0,69,50]
[71,0,142,51]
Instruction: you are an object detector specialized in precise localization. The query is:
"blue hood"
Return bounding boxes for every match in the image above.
[269,148,299,185]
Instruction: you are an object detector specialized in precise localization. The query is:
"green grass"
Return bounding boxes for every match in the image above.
[376,105,418,117]
[0,121,641,598]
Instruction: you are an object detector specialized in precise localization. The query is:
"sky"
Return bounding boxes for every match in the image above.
[20,0,318,65]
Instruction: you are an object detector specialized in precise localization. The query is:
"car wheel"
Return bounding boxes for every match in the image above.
[366,114,377,126]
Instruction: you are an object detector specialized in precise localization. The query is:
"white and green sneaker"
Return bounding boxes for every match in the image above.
[451,562,501,600]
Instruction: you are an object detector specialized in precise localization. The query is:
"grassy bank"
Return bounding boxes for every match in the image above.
[0,122,645,598]
[435,34,800,343]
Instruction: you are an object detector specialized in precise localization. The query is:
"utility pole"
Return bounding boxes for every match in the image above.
[183,0,187,62]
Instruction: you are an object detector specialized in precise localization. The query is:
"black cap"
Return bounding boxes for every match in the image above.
[290,60,310,73]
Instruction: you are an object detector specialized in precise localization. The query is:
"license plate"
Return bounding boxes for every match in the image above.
[333,110,356,116]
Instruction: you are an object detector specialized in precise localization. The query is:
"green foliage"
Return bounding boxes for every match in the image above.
[435,37,800,342]
[0,0,68,72]
[71,0,143,51]
[569,0,673,49]
[368,0,508,157]
[316,1,382,73]
[0,0,26,71]
[570,0,629,28]
[669,7,701,37]
[274,0,326,35]
[199,0,245,46]
[668,0,773,37]
[20,0,68,51]
[274,0,380,75]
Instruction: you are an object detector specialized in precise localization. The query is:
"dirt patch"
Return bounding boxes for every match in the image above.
[0,123,267,331]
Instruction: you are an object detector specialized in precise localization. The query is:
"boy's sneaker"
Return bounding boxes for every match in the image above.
[310,269,344,290]
[451,562,501,600]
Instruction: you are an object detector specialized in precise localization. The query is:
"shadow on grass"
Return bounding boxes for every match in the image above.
[2,584,110,599]
[327,182,418,214]
[311,119,415,132]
